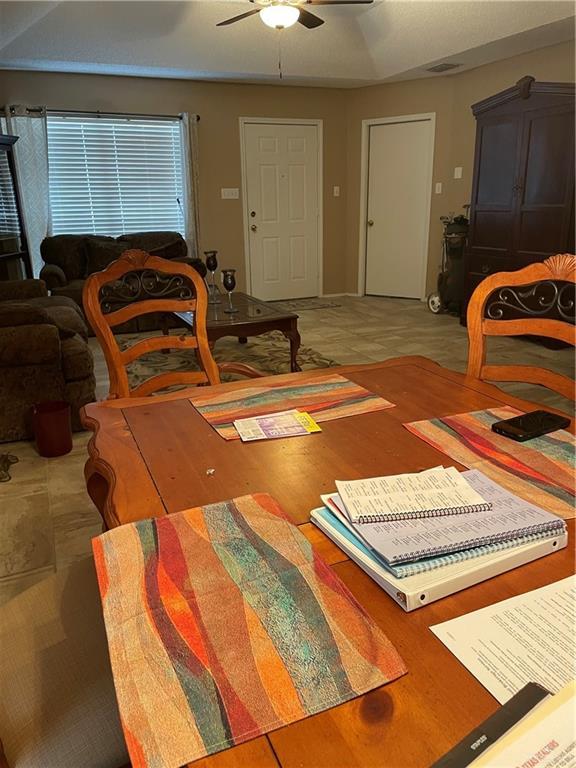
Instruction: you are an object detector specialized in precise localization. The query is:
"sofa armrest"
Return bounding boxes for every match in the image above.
[0,324,61,367]
[0,302,51,329]
[0,279,48,302]
[40,263,68,290]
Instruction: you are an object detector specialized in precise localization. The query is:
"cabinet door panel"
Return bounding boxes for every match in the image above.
[523,110,572,204]
[517,209,571,255]
[515,105,575,261]
[467,115,523,262]
[476,120,520,207]
[473,211,514,250]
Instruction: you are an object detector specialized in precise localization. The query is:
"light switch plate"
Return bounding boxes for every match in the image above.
[333,186,340,197]
[221,188,239,199]
[435,182,442,194]
[453,167,463,179]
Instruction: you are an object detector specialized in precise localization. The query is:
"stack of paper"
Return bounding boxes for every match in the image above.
[310,468,567,611]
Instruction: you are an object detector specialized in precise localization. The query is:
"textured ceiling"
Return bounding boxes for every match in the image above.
[0,0,574,87]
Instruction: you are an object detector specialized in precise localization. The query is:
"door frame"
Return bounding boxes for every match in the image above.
[239,116,323,297]
[357,113,436,299]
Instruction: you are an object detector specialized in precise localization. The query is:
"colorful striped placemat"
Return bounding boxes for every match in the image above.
[189,373,395,440]
[93,494,406,768]
[405,407,575,520]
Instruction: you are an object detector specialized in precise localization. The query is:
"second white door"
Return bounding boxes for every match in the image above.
[243,122,319,300]
[365,118,434,298]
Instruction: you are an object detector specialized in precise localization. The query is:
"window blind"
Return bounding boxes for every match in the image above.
[47,114,185,236]
[0,152,20,237]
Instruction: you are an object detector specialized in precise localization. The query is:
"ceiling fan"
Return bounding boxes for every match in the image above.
[217,0,374,30]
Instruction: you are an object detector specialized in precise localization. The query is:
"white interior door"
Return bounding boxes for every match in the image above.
[365,119,433,298]
[243,122,319,301]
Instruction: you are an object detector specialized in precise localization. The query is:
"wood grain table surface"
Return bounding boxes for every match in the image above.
[82,356,575,768]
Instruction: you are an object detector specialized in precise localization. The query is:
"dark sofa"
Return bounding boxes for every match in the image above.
[39,231,206,333]
[0,280,96,442]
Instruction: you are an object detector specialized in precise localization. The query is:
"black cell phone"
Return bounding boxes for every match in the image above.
[491,410,571,442]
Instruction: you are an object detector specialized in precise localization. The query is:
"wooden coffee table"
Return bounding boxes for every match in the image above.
[173,292,302,372]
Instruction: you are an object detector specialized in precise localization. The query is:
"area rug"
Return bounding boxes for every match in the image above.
[120,330,339,390]
[271,298,341,312]
[405,407,576,520]
[93,493,406,768]
[189,373,395,440]
[0,492,54,581]
[0,453,18,483]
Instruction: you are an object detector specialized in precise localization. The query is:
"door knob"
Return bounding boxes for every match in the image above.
[250,224,258,232]
[367,219,374,227]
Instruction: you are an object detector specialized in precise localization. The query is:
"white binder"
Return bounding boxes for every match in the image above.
[310,507,568,612]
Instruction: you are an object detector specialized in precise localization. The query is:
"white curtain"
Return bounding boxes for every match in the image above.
[180,112,201,260]
[4,105,51,277]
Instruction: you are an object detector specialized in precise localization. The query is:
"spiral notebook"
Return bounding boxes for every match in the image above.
[315,499,564,579]
[310,506,567,611]
[332,470,566,566]
[336,466,492,523]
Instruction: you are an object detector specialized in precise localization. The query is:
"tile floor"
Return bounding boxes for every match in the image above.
[1,295,573,605]
[295,296,573,412]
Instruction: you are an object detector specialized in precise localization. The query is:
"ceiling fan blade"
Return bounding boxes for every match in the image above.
[305,1,373,4]
[297,8,324,28]
[217,9,261,26]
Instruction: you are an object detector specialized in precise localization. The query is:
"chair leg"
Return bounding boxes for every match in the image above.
[160,316,171,355]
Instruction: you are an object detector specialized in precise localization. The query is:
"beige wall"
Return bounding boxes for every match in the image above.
[0,71,348,292]
[0,38,573,296]
[345,77,455,295]
[345,39,575,295]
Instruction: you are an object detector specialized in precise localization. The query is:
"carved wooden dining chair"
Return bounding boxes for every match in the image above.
[466,253,575,400]
[83,250,261,399]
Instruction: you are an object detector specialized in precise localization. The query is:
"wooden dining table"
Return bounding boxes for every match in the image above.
[81,356,575,768]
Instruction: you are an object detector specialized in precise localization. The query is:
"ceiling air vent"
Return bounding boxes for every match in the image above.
[426,62,462,73]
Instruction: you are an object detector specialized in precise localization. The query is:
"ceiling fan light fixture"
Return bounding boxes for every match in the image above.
[259,5,300,28]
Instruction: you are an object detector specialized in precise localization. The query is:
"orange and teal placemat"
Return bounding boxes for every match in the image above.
[189,372,395,440]
[93,494,406,768]
[405,406,575,520]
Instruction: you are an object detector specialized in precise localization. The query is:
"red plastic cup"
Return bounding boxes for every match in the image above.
[32,401,73,457]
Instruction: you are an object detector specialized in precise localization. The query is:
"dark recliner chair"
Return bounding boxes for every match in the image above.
[0,280,95,442]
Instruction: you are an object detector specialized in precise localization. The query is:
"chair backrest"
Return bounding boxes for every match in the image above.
[466,253,575,400]
[83,249,221,398]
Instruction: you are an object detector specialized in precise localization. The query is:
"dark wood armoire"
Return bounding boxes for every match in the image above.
[461,76,575,322]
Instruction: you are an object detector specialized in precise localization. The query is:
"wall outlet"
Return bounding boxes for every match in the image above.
[333,185,340,197]
[435,182,442,194]
[221,188,239,199]
[453,167,463,179]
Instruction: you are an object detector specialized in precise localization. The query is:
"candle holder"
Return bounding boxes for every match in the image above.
[221,269,239,314]
[204,251,221,305]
